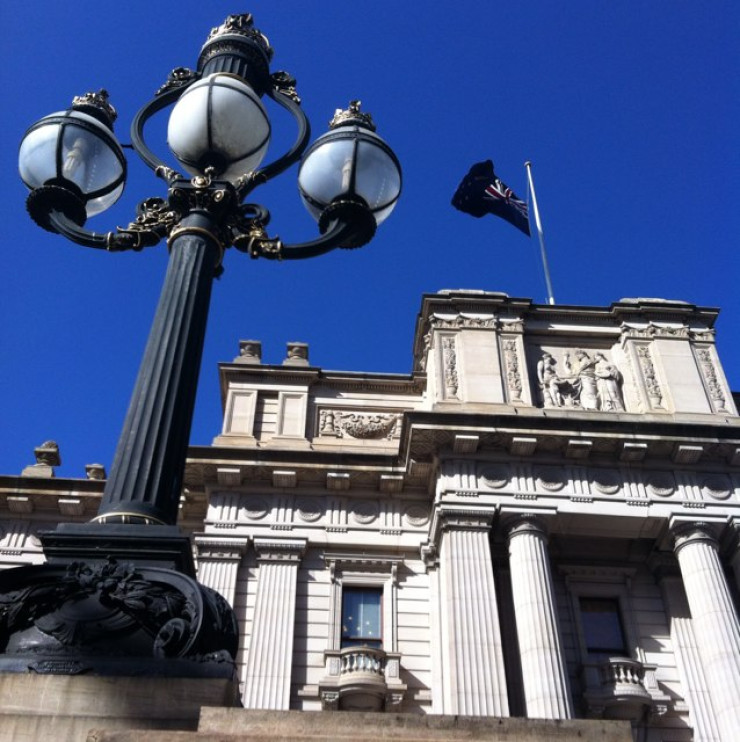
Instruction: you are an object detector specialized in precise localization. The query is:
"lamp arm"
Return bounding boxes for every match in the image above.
[130,85,188,179]
[45,210,156,252]
[236,81,311,200]
[249,218,365,261]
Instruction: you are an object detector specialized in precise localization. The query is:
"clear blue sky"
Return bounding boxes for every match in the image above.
[1,2,738,478]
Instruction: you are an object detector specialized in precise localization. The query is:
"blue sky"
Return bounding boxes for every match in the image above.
[1,2,738,478]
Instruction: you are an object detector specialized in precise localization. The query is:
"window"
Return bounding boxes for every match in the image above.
[579,597,627,656]
[341,587,382,649]
[324,553,402,653]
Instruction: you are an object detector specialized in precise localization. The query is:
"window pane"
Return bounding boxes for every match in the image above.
[579,597,627,654]
[342,587,382,648]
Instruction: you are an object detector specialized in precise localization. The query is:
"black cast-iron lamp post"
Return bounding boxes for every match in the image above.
[3,13,401,678]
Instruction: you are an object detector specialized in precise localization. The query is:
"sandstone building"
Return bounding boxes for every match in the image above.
[1,290,739,741]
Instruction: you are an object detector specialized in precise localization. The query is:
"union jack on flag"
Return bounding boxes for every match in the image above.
[451,160,531,236]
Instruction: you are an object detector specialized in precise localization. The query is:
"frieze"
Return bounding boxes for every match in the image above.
[479,465,509,489]
[296,498,324,522]
[534,466,566,492]
[590,469,621,495]
[701,475,732,500]
[536,349,625,411]
[620,322,690,340]
[351,501,379,524]
[646,472,676,498]
[240,497,270,520]
[318,409,401,440]
[404,505,430,527]
[429,313,498,330]
[499,319,525,333]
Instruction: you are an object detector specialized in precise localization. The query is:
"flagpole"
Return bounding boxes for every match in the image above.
[524,161,555,305]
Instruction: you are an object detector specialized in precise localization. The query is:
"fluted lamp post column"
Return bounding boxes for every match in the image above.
[3,13,401,680]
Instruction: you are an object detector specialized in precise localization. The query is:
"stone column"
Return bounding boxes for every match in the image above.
[242,538,306,710]
[651,555,721,742]
[194,535,249,607]
[438,509,509,716]
[728,518,740,601]
[672,522,740,741]
[506,515,572,719]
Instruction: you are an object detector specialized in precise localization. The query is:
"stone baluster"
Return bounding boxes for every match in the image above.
[506,515,573,719]
[194,535,248,607]
[438,509,509,716]
[242,538,306,710]
[672,522,740,741]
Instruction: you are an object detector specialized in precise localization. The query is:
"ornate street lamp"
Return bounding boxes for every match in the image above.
[4,13,401,678]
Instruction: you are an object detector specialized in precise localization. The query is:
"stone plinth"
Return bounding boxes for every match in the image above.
[0,674,239,742]
[87,709,633,742]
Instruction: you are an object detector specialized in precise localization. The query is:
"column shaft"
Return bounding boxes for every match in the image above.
[673,524,740,741]
[507,517,572,719]
[658,573,721,742]
[439,514,508,716]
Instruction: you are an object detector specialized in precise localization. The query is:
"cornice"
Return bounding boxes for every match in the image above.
[218,363,425,404]
[399,409,740,467]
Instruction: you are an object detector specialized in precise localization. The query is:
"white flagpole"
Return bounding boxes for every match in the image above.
[524,161,555,305]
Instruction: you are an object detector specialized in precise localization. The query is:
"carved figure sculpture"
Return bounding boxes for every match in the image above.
[594,352,625,411]
[569,349,599,410]
[537,352,564,407]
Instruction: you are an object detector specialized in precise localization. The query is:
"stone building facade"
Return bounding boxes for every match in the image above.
[2,290,739,741]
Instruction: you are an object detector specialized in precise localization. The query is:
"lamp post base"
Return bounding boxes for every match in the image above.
[0,534,238,680]
[40,522,196,575]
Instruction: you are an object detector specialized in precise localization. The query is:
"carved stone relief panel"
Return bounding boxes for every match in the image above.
[693,345,729,413]
[620,339,665,412]
[533,347,626,411]
[502,339,524,403]
[440,333,460,400]
[318,409,401,440]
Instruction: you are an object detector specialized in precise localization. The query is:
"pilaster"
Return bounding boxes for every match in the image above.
[506,515,572,720]
[242,537,307,710]
[194,535,249,607]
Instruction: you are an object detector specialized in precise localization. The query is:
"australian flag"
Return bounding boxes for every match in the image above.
[451,160,530,236]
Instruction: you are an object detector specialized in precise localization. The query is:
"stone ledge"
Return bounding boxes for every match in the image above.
[87,709,634,742]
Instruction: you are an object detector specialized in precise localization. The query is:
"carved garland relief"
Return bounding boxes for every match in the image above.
[318,410,401,440]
